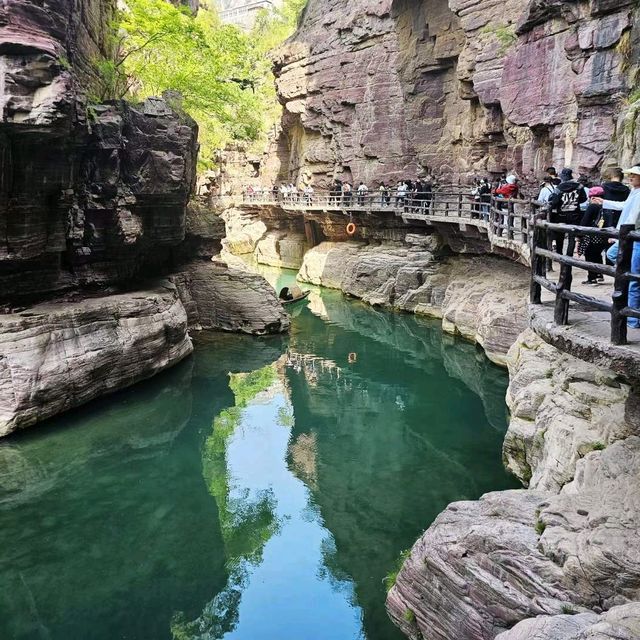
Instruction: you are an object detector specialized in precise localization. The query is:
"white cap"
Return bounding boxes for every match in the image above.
[623,166,640,176]
[506,175,517,184]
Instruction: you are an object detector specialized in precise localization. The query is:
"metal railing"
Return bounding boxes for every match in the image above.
[530,216,640,345]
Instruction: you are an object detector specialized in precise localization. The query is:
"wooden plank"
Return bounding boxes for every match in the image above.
[559,289,612,312]
[534,248,616,277]
[536,220,618,239]
[554,234,575,325]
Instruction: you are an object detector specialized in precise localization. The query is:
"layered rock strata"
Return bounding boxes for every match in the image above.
[172,261,290,335]
[297,240,529,364]
[388,436,640,640]
[0,284,192,437]
[270,0,638,186]
[504,329,638,492]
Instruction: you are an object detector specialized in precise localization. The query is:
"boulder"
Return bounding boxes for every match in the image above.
[0,283,193,436]
[172,260,290,335]
[387,437,640,640]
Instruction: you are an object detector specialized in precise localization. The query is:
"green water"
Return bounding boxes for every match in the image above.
[0,273,517,640]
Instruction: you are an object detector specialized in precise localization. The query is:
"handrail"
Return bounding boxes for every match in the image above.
[530,213,639,345]
[232,188,640,346]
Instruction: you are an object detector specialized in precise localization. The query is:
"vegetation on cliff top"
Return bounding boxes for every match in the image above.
[90,0,305,169]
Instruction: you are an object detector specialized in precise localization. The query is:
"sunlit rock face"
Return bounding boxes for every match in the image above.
[271,0,639,186]
[0,0,198,302]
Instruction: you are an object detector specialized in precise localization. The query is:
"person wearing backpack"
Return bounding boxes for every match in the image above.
[547,168,587,253]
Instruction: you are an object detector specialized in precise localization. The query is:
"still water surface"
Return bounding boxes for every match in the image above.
[0,272,517,640]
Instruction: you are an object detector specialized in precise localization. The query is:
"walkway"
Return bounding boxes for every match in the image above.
[229,189,640,360]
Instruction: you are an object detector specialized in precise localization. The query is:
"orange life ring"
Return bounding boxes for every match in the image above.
[346,222,356,235]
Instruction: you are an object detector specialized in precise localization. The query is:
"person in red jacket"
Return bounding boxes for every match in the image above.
[494,175,519,236]
[495,175,519,199]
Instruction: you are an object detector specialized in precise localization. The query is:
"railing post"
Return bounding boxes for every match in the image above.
[507,201,514,240]
[554,231,575,325]
[458,193,463,218]
[611,224,634,346]
[529,214,547,304]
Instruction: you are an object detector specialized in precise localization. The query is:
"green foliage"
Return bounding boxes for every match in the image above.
[561,604,577,615]
[384,548,411,592]
[481,24,518,55]
[535,518,546,535]
[583,441,606,453]
[403,608,416,623]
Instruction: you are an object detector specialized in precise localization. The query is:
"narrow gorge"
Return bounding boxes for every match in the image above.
[2,0,640,639]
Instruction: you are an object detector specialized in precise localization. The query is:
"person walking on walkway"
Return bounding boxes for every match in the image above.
[537,176,555,204]
[592,165,640,327]
[357,182,368,206]
[342,181,352,206]
[395,181,407,208]
[494,174,519,235]
[547,168,586,252]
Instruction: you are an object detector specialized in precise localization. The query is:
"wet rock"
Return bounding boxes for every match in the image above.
[172,261,290,335]
[0,284,193,436]
[254,231,308,269]
[504,329,637,491]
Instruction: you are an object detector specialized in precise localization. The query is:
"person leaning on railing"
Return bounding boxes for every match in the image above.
[592,165,640,328]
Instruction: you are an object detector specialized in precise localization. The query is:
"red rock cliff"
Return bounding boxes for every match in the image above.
[271,0,640,186]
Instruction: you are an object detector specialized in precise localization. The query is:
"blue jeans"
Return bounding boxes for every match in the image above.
[607,242,640,328]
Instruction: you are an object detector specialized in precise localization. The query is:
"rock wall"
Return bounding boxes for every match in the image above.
[270,0,639,187]
[297,239,529,364]
[0,0,199,302]
[0,284,192,436]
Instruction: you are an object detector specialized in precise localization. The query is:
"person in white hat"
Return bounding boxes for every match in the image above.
[592,164,640,327]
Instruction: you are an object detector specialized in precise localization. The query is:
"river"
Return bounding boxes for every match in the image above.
[0,271,517,640]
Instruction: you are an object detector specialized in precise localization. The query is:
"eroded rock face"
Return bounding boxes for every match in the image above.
[504,329,638,491]
[172,260,290,335]
[0,284,193,437]
[387,437,640,640]
[495,603,640,640]
[271,0,638,185]
[0,0,199,301]
[297,240,528,364]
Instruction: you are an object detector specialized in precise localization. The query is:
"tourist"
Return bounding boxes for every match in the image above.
[537,176,555,204]
[303,184,314,204]
[279,183,289,201]
[342,181,352,206]
[272,184,279,201]
[546,166,561,186]
[379,182,390,207]
[330,179,342,206]
[494,175,519,235]
[547,168,587,253]
[593,165,640,326]
[578,168,630,284]
[289,183,298,203]
[395,181,407,208]
[357,182,369,206]
[477,178,491,220]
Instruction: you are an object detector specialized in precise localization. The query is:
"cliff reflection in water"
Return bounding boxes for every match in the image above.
[0,279,516,640]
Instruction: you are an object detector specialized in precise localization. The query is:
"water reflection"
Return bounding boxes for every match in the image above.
[0,274,516,640]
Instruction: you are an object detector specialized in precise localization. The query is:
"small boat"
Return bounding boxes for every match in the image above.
[279,286,311,305]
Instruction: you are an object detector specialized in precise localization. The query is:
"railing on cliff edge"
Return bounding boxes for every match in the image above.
[226,189,640,346]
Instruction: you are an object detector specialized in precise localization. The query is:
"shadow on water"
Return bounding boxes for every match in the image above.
[0,275,517,640]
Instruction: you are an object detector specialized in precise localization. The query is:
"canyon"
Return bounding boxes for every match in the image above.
[2,0,640,638]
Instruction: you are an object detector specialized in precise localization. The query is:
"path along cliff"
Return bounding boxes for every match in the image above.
[218,0,640,634]
[0,0,289,436]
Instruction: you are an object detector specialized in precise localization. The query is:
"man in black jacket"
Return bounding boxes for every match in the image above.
[548,168,587,254]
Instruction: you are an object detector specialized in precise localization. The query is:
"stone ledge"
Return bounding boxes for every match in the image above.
[529,304,640,382]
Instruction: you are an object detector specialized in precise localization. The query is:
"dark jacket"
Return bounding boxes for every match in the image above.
[548,180,587,222]
[580,181,631,228]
